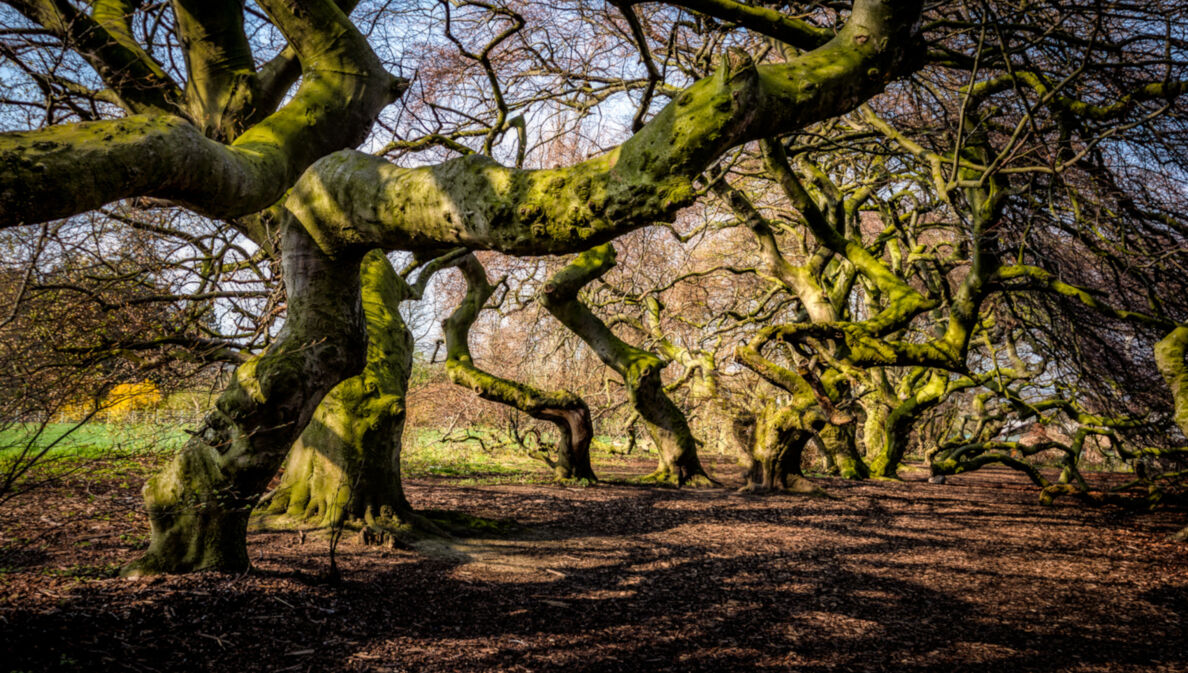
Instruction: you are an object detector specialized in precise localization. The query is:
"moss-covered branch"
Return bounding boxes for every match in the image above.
[8,0,184,115]
[710,178,837,323]
[540,244,712,485]
[643,0,833,51]
[172,0,262,141]
[761,137,934,333]
[443,254,597,481]
[995,265,1177,330]
[282,0,924,257]
[966,70,1187,122]
[0,0,404,227]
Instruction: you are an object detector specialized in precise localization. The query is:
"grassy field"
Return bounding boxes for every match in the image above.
[402,428,549,480]
[1,420,670,490]
[399,428,696,484]
[0,422,191,460]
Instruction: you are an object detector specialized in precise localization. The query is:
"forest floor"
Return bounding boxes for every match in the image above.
[1,453,1186,673]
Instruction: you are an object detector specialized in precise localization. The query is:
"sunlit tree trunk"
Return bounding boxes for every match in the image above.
[738,401,823,494]
[124,226,365,575]
[817,422,867,479]
[264,250,421,542]
[444,255,597,482]
[1154,327,1188,541]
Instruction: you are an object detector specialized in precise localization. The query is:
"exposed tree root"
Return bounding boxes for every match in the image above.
[553,477,597,487]
[636,467,718,488]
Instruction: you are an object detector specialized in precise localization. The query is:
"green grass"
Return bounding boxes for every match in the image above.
[402,428,543,480]
[0,429,169,503]
[0,387,213,462]
[1,416,657,488]
[400,427,655,484]
[0,422,189,459]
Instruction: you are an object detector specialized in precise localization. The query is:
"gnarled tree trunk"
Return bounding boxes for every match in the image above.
[738,401,824,495]
[816,422,868,479]
[634,380,712,486]
[264,250,419,540]
[860,399,893,470]
[1154,327,1188,542]
[444,255,597,482]
[866,412,913,479]
[866,371,964,479]
[540,244,712,486]
[124,225,365,575]
[735,340,859,482]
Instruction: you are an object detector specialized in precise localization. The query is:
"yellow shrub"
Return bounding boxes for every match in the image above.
[102,381,162,420]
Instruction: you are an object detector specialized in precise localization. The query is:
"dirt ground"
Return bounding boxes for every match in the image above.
[1,457,1186,673]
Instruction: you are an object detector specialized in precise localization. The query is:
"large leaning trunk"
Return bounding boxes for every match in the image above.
[264,250,420,537]
[125,226,365,575]
[735,340,862,480]
[864,400,915,479]
[443,255,597,482]
[540,244,712,486]
[865,371,967,479]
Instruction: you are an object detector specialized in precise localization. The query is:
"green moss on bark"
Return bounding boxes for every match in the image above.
[124,225,366,575]
[737,401,828,496]
[540,244,713,486]
[817,422,868,479]
[280,1,925,258]
[264,250,421,541]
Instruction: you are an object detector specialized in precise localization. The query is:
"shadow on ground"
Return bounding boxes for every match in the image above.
[1,467,1185,672]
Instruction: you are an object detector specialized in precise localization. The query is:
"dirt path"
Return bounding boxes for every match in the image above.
[1,463,1185,672]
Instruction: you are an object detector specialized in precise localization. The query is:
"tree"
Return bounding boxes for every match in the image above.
[443,253,598,482]
[4,0,1187,575]
[140,0,922,571]
[263,248,456,541]
[539,243,714,485]
[0,0,402,224]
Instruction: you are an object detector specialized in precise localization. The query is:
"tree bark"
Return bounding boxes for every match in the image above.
[816,422,868,479]
[1154,327,1188,540]
[123,225,365,575]
[867,414,912,480]
[735,340,862,475]
[0,0,403,227]
[443,255,597,482]
[540,244,712,486]
[264,250,419,539]
[275,1,925,258]
[738,401,824,495]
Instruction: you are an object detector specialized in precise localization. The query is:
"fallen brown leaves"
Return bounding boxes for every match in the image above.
[0,458,1185,672]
